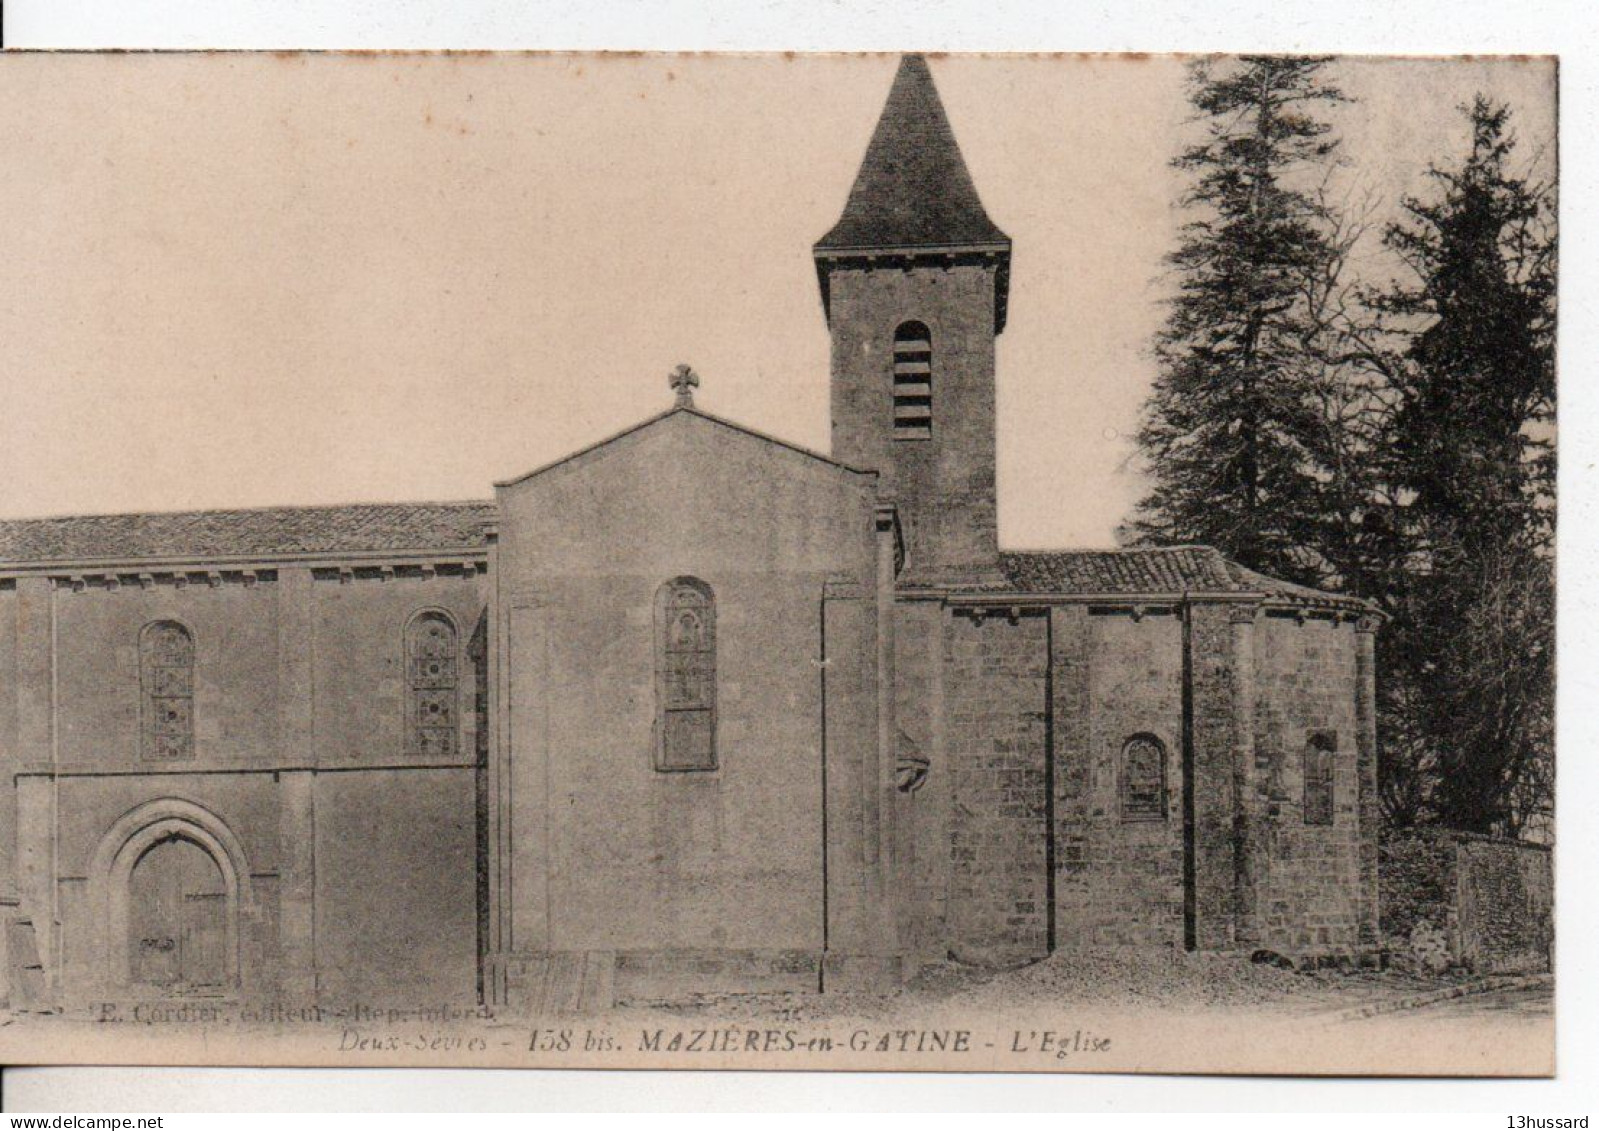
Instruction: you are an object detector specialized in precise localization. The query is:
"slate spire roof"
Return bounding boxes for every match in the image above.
[815,54,1010,254]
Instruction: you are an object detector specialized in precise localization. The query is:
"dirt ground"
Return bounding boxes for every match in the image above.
[0,952,1551,1074]
[1358,979,1554,1024]
[619,949,1462,1025]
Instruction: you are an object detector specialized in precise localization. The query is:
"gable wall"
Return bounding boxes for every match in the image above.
[494,414,885,984]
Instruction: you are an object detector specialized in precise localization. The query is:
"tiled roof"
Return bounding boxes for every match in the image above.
[814,54,1009,253]
[0,502,497,565]
[999,547,1239,594]
[1221,559,1368,609]
[0,503,1371,610]
[998,547,1370,609]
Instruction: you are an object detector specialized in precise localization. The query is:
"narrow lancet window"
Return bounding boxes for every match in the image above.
[892,321,933,439]
[1304,731,1337,826]
[140,621,195,761]
[407,611,460,757]
[656,577,717,771]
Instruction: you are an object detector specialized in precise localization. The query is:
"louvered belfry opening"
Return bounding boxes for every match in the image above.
[892,321,933,439]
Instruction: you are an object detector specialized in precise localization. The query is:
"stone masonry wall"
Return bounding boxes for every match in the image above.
[1457,837,1554,974]
[944,609,1048,962]
[494,411,881,994]
[1053,607,1186,947]
[894,600,948,967]
[931,599,1375,964]
[1185,602,1242,950]
[1250,613,1363,953]
[827,263,1001,583]
[1381,829,1553,975]
[0,586,18,904]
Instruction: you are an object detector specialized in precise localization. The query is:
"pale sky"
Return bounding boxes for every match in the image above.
[0,53,1555,547]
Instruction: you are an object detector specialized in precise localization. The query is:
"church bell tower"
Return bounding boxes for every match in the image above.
[814,54,1010,586]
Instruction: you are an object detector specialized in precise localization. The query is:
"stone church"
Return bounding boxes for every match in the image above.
[0,56,1379,1012]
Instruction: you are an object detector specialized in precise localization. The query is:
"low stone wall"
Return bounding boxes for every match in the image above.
[1380,829,1552,975]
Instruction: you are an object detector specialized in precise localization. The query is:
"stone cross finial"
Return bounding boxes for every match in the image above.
[670,364,700,408]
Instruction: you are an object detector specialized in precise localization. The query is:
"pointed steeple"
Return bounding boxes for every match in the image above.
[813,56,1011,585]
[815,55,1009,254]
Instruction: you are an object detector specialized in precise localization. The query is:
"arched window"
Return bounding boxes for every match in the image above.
[1120,733,1167,821]
[656,577,717,771]
[1304,731,1337,826]
[892,321,933,440]
[140,621,195,761]
[406,611,459,757]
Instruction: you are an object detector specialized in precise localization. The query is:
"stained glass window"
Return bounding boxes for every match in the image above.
[407,611,459,757]
[657,578,716,771]
[141,621,194,761]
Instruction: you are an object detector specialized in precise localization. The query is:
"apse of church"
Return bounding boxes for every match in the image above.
[0,54,1378,1012]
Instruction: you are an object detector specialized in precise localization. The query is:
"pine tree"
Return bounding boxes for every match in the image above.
[1131,56,1350,585]
[1375,97,1556,835]
[1380,97,1555,555]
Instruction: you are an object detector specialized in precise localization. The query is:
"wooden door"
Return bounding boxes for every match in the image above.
[181,892,227,988]
[128,835,226,990]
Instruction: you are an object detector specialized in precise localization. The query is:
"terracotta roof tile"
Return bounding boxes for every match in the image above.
[0,502,496,565]
[997,548,1371,610]
[998,547,1238,594]
[1221,559,1369,609]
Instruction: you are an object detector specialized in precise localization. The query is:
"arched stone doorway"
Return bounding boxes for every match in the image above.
[127,834,227,990]
[88,799,254,994]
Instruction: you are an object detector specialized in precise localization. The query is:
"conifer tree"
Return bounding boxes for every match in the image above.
[1131,56,1350,585]
[1375,97,1555,835]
